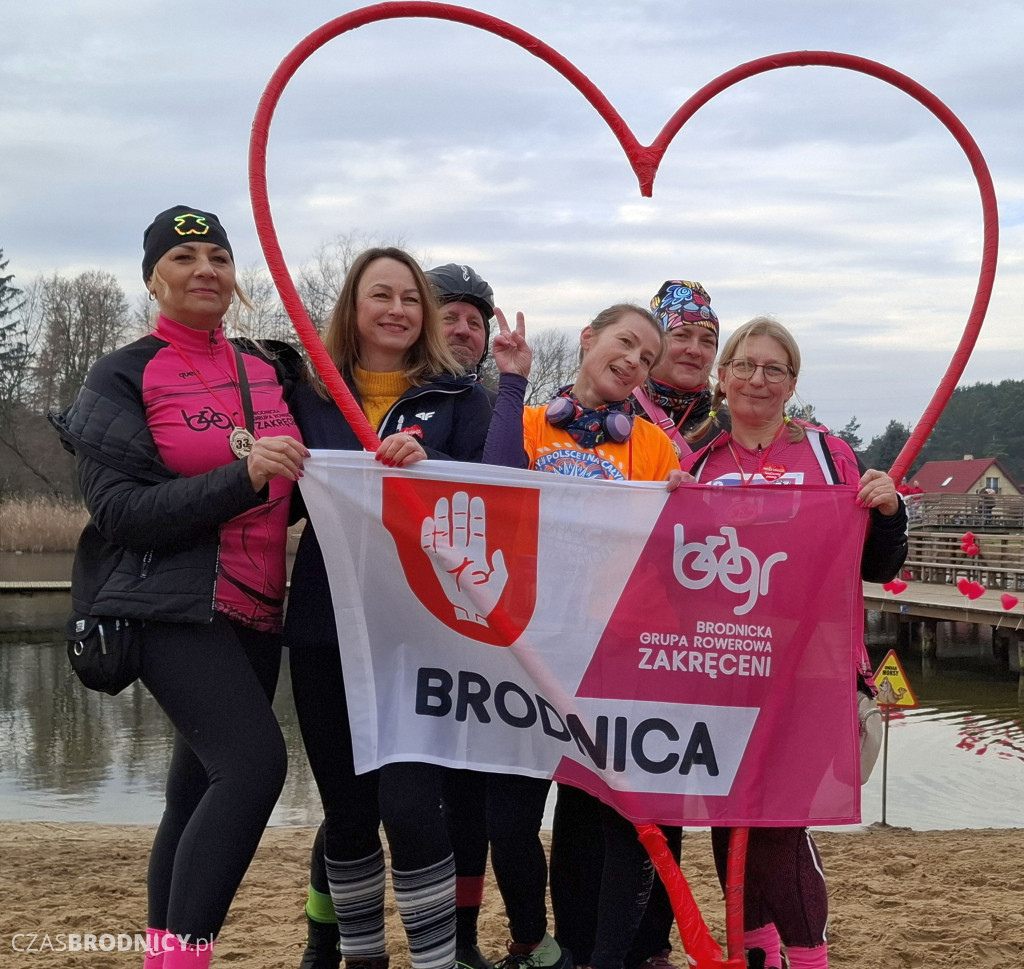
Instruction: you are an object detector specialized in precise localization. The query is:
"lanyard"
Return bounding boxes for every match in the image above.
[725,423,786,485]
[632,385,696,455]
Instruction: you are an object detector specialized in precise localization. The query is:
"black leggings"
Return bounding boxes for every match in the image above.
[289,640,451,871]
[626,826,683,969]
[551,788,681,969]
[442,768,490,882]
[142,614,286,942]
[549,784,654,969]
[485,772,553,946]
[306,769,488,893]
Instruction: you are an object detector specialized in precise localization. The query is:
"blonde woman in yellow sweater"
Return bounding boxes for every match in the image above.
[286,248,494,969]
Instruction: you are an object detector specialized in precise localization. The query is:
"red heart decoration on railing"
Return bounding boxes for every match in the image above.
[883,579,908,594]
[956,576,971,596]
[966,581,986,600]
[1001,593,1019,610]
[248,2,999,476]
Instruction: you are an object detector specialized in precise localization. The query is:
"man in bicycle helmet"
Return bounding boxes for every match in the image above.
[427,263,495,373]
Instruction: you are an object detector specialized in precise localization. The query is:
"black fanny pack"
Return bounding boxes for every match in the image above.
[66,615,144,696]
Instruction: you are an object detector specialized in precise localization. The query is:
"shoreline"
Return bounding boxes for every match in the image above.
[3,821,1021,968]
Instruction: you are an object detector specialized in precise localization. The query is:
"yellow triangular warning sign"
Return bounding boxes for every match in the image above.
[872,649,918,708]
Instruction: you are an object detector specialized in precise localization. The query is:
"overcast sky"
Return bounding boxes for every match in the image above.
[4,0,1021,443]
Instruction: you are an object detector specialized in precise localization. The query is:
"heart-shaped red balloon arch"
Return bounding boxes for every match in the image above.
[247,4,1000,966]
[249,1,999,486]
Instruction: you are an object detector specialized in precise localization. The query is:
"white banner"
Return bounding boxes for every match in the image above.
[299,450,866,825]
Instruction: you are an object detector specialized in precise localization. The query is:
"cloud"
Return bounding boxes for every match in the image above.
[3,0,1021,444]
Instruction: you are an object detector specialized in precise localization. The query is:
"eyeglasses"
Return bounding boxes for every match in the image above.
[724,359,794,383]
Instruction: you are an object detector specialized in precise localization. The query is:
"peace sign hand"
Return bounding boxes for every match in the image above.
[491,307,532,378]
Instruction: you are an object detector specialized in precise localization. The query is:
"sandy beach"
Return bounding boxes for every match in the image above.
[2,822,1021,968]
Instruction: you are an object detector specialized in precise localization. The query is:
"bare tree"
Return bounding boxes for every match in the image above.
[130,291,154,337]
[32,270,132,412]
[295,240,349,331]
[476,327,579,404]
[295,230,411,330]
[0,251,51,493]
[0,279,73,495]
[234,264,294,343]
[522,327,579,405]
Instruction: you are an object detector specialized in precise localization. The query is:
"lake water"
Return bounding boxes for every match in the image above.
[0,618,1020,831]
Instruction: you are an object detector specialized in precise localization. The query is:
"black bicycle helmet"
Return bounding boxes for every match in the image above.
[426,263,495,324]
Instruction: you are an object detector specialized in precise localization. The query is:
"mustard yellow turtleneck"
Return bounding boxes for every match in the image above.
[353,366,412,431]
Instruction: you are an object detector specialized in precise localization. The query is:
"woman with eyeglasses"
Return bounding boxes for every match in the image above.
[683,317,908,969]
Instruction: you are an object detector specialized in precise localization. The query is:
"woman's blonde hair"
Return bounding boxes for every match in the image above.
[690,315,805,443]
[310,247,459,399]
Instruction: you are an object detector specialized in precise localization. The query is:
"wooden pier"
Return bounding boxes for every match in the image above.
[3,581,1024,691]
[0,580,71,591]
[864,579,1024,695]
[0,580,72,641]
[863,580,1024,626]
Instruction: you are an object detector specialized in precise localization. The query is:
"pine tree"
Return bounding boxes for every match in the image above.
[0,247,28,376]
[0,247,31,420]
[836,416,863,451]
[862,420,912,474]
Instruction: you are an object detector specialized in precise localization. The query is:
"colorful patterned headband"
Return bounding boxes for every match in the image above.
[650,279,719,339]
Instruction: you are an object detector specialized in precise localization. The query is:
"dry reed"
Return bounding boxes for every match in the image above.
[0,495,89,552]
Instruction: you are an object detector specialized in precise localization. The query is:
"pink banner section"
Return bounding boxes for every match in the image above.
[559,484,868,825]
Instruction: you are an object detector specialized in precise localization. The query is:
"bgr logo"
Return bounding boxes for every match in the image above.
[672,524,786,616]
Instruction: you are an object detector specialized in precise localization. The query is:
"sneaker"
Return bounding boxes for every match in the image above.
[456,944,495,969]
[636,951,679,969]
[494,937,572,969]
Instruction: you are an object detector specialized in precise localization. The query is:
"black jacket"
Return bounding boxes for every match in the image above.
[49,338,299,624]
[285,372,493,648]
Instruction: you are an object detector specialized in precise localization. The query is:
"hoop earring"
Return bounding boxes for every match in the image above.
[147,291,156,302]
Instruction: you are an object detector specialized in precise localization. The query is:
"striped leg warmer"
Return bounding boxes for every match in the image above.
[325,848,387,959]
[392,853,456,969]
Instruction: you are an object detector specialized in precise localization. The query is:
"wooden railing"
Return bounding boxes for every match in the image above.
[904,529,1024,591]
[904,492,1024,530]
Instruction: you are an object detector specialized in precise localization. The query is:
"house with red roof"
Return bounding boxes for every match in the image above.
[910,456,1021,496]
